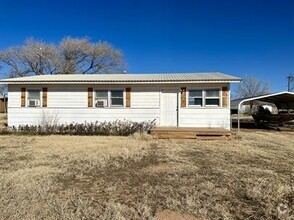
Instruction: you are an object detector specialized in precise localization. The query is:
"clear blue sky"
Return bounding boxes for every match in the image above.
[0,0,293,92]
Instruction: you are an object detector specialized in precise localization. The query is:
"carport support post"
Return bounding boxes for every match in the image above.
[237,102,242,132]
[237,110,240,132]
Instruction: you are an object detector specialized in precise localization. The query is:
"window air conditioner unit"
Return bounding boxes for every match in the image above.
[95,100,107,108]
[28,99,40,107]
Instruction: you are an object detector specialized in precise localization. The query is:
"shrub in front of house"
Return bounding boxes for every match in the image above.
[6,120,156,136]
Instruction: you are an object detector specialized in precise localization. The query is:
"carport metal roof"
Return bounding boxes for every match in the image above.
[237,91,294,131]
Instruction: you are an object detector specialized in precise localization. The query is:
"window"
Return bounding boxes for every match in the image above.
[95,90,108,107]
[94,89,124,107]
[110,90,124,106]
[188,88,221,107]
[189,90,203,106]
[205,89,220,106]
[27,90,41,107]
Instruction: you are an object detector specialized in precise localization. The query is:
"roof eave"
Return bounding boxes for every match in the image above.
[0,79,242,84]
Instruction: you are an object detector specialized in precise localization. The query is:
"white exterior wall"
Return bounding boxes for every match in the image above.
[131,87,160,108]
[179,108,230,128]
[178,83,231,129]
[8,84,160,126]
[8,108,160,125]
[8,83,231,129]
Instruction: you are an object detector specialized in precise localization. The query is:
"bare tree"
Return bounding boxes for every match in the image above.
[0,37,125,77]
[0,39,60,77]
[234,76,271,114]
[235,76,271,98]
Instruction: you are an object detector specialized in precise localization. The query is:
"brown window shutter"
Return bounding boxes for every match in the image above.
[180,87,186,107]
[126,87,131,107]
[21,87,26,107]
[222,87,229,108]
[88,88,93,107]
[42,87,47,107]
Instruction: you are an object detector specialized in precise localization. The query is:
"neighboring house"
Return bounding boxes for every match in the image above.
[0,72,241,129]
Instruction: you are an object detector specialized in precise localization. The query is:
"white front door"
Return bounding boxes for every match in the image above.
[160,89,178,126]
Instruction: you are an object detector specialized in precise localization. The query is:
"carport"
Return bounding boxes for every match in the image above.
[237,91,294,131]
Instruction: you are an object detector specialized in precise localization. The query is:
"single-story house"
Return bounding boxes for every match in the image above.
[0,72,241,129]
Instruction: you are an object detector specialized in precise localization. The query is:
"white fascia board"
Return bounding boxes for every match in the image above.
[0,80,241,85]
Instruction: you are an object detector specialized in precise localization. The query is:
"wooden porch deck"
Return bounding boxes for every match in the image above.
[150,127,234,140]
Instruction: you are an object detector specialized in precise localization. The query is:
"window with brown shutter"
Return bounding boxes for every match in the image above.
[88,88,93,107]
[126,87,131,107]
[21,87,26,107]
[180,87,186,107]
[222,87,229,108]
[42,87,47,107]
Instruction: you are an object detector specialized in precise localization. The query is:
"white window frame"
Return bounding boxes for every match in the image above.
[204,89,220,107]
[187,88,222,108]
[94,89,125,108]
[95,90,109,107]
[27,89,41,107]
[110,89,124,107]
[188,90,203,107]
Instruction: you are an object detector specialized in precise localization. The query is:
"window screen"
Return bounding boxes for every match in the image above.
[110,90,124,106]
[205,89,220,106]
[95,90,108,107]
[95,90,108,100]
[27,90,41,107]
[28,90,41,100]
[188,90,203,106]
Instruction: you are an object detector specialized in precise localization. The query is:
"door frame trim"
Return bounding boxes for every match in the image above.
[159,88,179,127]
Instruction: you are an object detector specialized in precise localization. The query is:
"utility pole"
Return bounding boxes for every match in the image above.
[287,75,294,92]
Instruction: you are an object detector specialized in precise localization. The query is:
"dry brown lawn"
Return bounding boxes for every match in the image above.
[0,131,293,220]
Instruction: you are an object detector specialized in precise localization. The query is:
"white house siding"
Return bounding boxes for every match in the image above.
[8,83,231,129]
[47,86,87,108]
[7,85,21,108]
[7,108,160,126]
[177,83,231,129]
[131,87,160,108]
[8,84,161,126]
[179,108,230,129]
